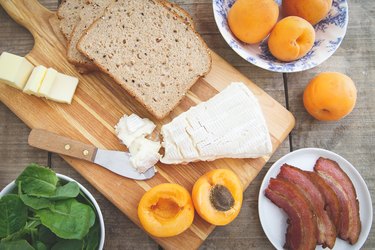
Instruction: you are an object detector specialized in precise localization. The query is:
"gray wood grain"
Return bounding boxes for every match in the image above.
[0,0,373,249]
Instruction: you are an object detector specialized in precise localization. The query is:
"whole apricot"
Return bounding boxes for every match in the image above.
[228,0,279,44]
[282,0,333,25]
[268,16,315,62]
[192,169,243,226]
[138,183,194,237]
[303,72,357,121]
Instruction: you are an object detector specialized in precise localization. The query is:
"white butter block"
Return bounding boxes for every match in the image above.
[38,68,58,97]
[0,52,34,89]
[23,65,47,96]
[44,72,79,104]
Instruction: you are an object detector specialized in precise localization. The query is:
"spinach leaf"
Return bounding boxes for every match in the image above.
[51,239,83,250]
[34,241,47,250]
[48,182,80,200]
[19,195,52,210]
[0,195,27,238]
[0,239,34,250]
[83,220,100,250]
[36,199,93,240]
[37,226,58,248]
[16,164,58,197]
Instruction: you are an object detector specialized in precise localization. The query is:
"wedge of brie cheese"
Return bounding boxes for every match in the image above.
[115,114,161,173]
[160,82,272,164]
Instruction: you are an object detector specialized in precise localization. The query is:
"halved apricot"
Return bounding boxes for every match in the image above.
[192,169,243,225]
[138,183,194,237]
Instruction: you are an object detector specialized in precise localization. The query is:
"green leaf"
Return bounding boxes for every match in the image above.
[51,239,83,250]
[0,239,35,250]
[0,195,28,238]
[16,164,58,197]
[48,182,80,200]
[20,195,52,210]
[37,226,58,248]
[34,241,47,250]
[83,220,100,250]
[36,199,93,240]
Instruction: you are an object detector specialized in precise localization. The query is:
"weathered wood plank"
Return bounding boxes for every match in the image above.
[286,0,375,249]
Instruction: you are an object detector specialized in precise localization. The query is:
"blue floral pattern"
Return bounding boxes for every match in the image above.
[213,0,348,73]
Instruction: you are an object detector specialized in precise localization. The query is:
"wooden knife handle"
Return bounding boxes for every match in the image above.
[28,129,97,162]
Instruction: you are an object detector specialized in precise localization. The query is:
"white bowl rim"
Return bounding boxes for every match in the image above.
[0,173,105,250]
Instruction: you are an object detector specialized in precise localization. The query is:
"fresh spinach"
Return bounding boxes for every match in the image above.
[16,164,58,197]
[1,164,100,249]
[0,239,34,250]
[51,239,84,250]
[37,199,94,240]
[0,195,28,238]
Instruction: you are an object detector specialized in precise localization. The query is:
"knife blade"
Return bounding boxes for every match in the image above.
[28,129,156,180]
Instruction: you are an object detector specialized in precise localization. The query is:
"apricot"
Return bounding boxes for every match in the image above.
[228,0,279,44]
[303,72,357,121]
[138,183,194,237]
[283,0,333,25]
[192,169,243,226]
[268,16,315,62]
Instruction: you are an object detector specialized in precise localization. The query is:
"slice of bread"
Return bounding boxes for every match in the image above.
[77,0,212,119]
[160,0,195,28]
[66,0,113,69]
[57,0,86,40]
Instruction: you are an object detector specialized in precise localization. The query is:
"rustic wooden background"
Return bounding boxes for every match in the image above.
[0,0,373,249]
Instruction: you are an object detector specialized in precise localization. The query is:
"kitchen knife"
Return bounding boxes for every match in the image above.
[28,129,156,180]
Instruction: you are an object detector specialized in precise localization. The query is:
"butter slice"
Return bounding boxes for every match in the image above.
[23,65,47,96]
[0,52,34,89]
[44,73,79,104]
[38,68,58,97]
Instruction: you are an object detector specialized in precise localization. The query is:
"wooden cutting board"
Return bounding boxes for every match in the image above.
[0,0,294,249]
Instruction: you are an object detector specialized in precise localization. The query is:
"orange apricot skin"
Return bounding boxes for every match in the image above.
[228,0,279,44]
[192,169,243,226]
[282,0,333,25]
[268,16,315,62]
[303,72,357,121]
[138,183,194,237]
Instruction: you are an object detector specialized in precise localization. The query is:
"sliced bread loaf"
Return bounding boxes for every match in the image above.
[160,0,195,28]
[57,0,86,40]
[77,0,211,119]
[66,0,113,69]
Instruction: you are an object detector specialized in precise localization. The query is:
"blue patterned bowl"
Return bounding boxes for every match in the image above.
[213,0,349,73]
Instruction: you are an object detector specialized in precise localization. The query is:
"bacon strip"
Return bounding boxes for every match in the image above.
[314,157,361,244]
[277,164,336,248]
[265,178,317,250]
[307,171,341,232]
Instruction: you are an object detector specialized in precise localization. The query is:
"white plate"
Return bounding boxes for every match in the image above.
[258,148,373,250]
[213,0,349,72]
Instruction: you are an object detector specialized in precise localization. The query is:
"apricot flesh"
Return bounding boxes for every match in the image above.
[192,169,243,226]
[303,72,357,121]
[138,183,194,237]
[268,16,315,62]
[283,0,333,25]
[228,0,279,44]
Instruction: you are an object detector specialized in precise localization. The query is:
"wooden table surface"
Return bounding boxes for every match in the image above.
[0,0,374,249]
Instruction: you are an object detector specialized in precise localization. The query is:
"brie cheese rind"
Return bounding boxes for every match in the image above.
[160,82,272,164]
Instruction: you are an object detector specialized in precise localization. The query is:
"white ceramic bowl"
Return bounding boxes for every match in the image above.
[0,173,105,250]
[213,0,349,72]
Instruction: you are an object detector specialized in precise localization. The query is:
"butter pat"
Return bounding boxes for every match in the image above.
[38,68,58,97]
[23,65,47,95]
[0,52,34,89]
[44,73,79,104]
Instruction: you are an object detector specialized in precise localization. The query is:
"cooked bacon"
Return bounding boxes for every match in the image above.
[265,178,317,250]
[314,157,361,244]
[307,171,341,232]
[277,164,336,248]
